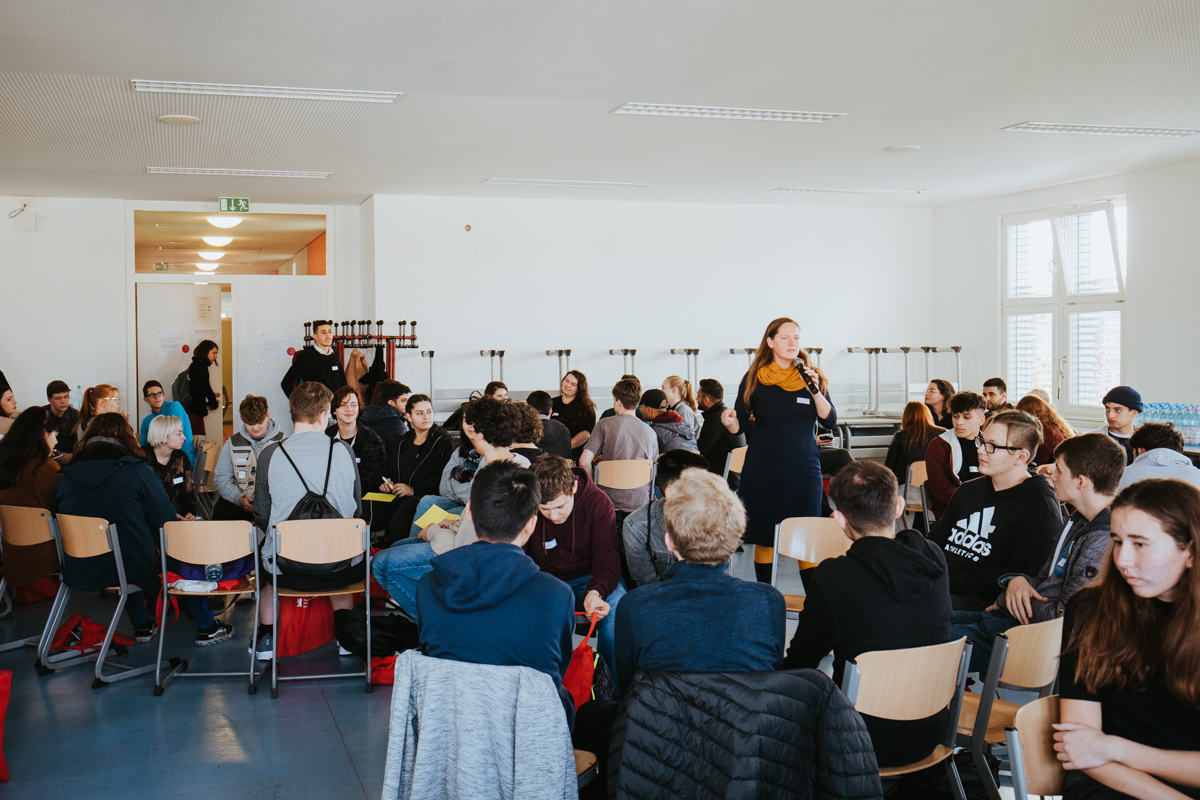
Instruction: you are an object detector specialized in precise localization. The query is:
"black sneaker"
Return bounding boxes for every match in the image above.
[134,623,159,643]
[195,621,234,647]
[250,632,273,661]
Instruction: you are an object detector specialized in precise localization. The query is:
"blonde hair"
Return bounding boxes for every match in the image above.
[663,375,697,412]
[147,415,183,448]
[76,384,118,433]
[663,470,746,565]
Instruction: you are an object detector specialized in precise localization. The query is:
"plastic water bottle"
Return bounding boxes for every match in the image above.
[72,384,82,407]
[204,563,223,582]
[1188,407,1200,448]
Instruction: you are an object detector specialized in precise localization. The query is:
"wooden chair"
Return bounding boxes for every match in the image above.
[154,520,264,695]
[902,461,931,535]
[1006,695,1064,800]
[722,446,748,481]
[842,638,973,800]
[193,441,221,520]
[575,750,598,788]
[41,513,181,688]
[0,505,62,652]
[268,518,372,699]
[957,617,1064,800]
[593,459,656,506]
[770,517,850,617]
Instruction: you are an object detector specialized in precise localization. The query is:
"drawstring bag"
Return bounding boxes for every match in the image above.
[50,613,134,653]
[563,612,599,709]
[370,654,398,685]
[276,596,335,658]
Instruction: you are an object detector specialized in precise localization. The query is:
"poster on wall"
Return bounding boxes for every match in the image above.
[258,331,299,361]
[195,295,215,322]
[194,329,221,350]
[156,328,191,358]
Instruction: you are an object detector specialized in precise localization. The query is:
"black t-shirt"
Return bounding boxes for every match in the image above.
[393,439,427,484]
[44,404,80,452]
[1059,592,1200,799]
[551,396,596,459]
[956,437,980,483]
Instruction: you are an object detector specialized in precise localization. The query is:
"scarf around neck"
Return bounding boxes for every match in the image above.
[756,362,808,393]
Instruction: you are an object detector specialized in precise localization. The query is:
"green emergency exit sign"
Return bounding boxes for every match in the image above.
[219,197,250,213]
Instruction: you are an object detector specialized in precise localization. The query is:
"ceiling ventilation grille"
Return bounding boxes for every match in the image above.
[147,167,331,178]
[1003,121,1199,137]
[772,187,922,195]
[484,178,645,188]
[614,103,844,123]
[132,80,401,103]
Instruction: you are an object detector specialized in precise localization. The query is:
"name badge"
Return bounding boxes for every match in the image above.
[237,471,247,479]
[796,397,810,405]
[235,457,248,465]
[331,366,339,371]
[969,466,979,472]
[355,457,361,463]
[545,539,557,550]
[172,476,184,485]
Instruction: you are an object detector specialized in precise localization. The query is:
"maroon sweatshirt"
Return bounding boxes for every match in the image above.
[525,467,621,598]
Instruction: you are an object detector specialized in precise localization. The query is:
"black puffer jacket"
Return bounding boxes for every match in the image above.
[609,669,883,800]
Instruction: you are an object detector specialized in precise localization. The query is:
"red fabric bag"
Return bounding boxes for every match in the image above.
[0,670,9,782]
[562,612,599,709]
[50,613,135,653]
[371,654,398,685]
[276,596,335,657]
[13,576,58,605]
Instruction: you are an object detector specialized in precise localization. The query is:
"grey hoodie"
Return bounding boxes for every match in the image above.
[214,418,283,504]
[1117,448,1200,492]
[622,499,676,586]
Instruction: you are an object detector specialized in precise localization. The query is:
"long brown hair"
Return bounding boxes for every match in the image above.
[1066,479,1200,706]
[76,412,143,455]
[76,384,118,434]
[1015,394,1076,438]
[901,401,939,451]
[558,369,596,422]
[742,317,827,409]
[927,378,955,416]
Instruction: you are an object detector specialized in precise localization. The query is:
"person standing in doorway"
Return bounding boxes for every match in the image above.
[184,340,220,437]
[280,319,347,397]
[722,317,837,583]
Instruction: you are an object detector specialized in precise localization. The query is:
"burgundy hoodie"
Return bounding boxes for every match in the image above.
[525,467,621,598]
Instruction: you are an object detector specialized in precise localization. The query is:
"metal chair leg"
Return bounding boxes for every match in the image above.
[945,757,968,800]
[271,581,279,699]
[35,584,73,674]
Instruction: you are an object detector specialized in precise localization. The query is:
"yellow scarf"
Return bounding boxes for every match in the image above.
[756,362,809,393]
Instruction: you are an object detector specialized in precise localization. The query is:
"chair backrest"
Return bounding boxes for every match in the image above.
[56,514,113,559]
[848,638,967,721]
[0,505,55,546]
[998,616,1064,689]
[594,459,653,491]
[201,441,221,491]
[776,517,850,565]
[275,518,367,564]
[163,520,255,565]
[906,461,928,488]
[724,446,748,477]
[1008,695,1064,798]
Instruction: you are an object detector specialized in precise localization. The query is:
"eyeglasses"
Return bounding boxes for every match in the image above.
[975,434,1024,455]
[145,391,164,399]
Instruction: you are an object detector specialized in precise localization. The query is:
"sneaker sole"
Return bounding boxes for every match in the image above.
[195,629,235,647]
[135,629,159,643]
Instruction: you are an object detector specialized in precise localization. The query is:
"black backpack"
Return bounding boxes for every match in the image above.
[171,368,193,406]
[275,438,350,576]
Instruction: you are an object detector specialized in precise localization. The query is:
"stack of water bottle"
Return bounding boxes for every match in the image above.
[1138,404,1200,448]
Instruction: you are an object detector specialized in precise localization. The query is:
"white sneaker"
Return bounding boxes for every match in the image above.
[338,643,353,656]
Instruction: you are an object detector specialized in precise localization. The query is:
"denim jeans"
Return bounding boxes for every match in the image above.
[950,609,1020,674]
[372,538,436,618]
[565,574,626,693]
[409,495,465,539]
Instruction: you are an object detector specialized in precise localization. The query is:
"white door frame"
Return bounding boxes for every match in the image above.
[124,200,338,415]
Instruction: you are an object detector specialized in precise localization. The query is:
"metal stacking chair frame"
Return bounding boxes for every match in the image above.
[770,516,851,618]
[0,506,61,652]
[1005,695,1064,800]
[902,461,931,535]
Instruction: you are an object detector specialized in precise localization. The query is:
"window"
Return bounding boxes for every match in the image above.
[1002,200,1125,417]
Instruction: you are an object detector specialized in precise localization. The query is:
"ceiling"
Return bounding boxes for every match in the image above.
[3,0,1200,208]
[133,211,326,275]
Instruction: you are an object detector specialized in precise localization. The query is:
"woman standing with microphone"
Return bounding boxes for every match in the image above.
[722,317,836,583]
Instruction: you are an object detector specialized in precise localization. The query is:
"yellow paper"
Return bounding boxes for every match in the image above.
[363,492,397,503]
[413,504,460,529]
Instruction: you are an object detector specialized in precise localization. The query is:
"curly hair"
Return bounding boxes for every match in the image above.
[511,402,544,444]
[463,396,517,448]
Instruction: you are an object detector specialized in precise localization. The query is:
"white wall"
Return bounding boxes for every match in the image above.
[367,194,935,412]
[334,202,365,320]
[932,156,1200,411]
[0,196,127,411]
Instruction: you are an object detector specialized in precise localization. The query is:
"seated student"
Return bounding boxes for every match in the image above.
[443,380,508,432]
[1119,421,1200,492]
[982,377,1014,417]
[662,375,700,436]
[1095,385,1142,465]
[951,433,1124,673]
[695,378,746,490]
[139,379,196,466]
[639,389,699,453]
[213,394,284,522]
[925,378,955,430]
[44,380,81,457]
[929,410,1063,611]
[280,319,346,396]
[580,379,659,517]
[599,375,643,421]
[925,390,987,520]
[1016,393,1076,467]
[527,390,573,460]
[416,460,575,692]
[527,454,625,684]
[0,407,64,589]
[1053,479,1200,800]
[622,449,711,586]
[552,370,597,462]
[884,401,945,516]
[326,385,386,505]
[251,382,361,660]
[378,394,454,545]
[508,402,545,463]
[783,461,952,768]
[143,416,196,521]
[359,379,411,451]
[573,469,785,780]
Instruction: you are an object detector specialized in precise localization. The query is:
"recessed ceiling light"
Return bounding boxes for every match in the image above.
[484,178,646,188]
[883,145,921,153]
[1003,121,1199,137]
[194,282,209,285]
[198,251,225,260]
[133,79,401,103]
[158,114,200,125]
[613,103,844,123]
[148,167,330,178]
[195,263,219,271]
[772,187,923,195]
[202,236,232,246]
[207,217,243,229]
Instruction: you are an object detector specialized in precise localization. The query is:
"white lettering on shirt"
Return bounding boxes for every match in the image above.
[945,506,996,561]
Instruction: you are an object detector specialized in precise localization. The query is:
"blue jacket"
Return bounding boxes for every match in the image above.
[615,561,786,692]
[417,541,575,686]
[139,401,196,466]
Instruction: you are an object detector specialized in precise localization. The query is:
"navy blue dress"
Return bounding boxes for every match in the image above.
[734,373,837,547]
